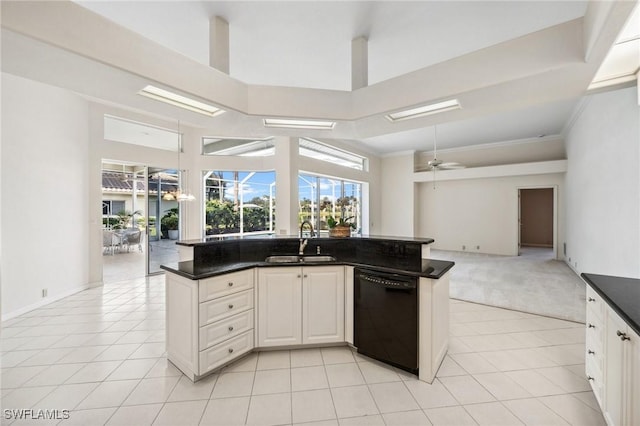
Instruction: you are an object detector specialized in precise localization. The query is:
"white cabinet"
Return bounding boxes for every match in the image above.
[257,267,303,346]
[585,286,605,405]
[257,266,345,347]
[603,307,640,426]
[303,266,345,344]
[166,269,255,381]
[419,272,450,383]
[585,285,640,426]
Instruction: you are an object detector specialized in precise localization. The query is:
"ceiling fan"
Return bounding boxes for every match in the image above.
[423,126,465,188]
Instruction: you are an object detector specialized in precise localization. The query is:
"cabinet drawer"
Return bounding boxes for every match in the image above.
[200,310,254,350]
[586,356,604,405]
[199,270,254,303]
[200,289,254,327]
[585,286,604,320]
[585,344,604,374]
[199,330,254,375]
[585,311,604,349]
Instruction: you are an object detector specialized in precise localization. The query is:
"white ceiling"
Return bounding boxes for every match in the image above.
[75,1,588,91]
[2,1,637,157]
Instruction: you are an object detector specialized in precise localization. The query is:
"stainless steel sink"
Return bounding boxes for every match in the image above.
[264,255,301,263]
[300,255,336,262]
[264,255,336,263]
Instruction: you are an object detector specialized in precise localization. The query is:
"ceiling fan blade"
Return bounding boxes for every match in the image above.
[438,162,466,170]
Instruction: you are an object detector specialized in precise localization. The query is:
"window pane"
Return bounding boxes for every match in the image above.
[318,177,341,236]
[299,138,367,171]
[342,181,362,235]
[298,173,363,237]
[204,171,276,236]
[298,174,317,237]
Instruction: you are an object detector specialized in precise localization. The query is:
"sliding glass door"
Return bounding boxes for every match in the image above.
[147,168,180,274]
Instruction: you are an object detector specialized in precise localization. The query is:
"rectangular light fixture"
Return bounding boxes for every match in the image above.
[138,85,225,117]
[263,118,336,130]
[385,99,461,122]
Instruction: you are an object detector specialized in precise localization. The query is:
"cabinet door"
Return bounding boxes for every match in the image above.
[604,308,627,426]
[302,266,345,344]
[257,267,303,347]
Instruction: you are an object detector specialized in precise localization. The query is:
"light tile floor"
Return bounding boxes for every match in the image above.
[1,276,604,426]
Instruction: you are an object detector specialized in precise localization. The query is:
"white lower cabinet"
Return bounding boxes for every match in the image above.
[585,286,605,405]
[585,285,640,426]
[257,266,345,347]
[257,267,303,346]
[603,307,640,426]
[165,269,255,381]
[302,266,345,344]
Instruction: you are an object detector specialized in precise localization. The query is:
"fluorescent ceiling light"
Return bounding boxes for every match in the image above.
[138,85,224,117]
[263,118,336,130]
[385,99,461,122]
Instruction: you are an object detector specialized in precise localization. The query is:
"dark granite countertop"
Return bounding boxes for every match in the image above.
[581,273,640,336]
[161,258,454,281]
[176,234,435,247]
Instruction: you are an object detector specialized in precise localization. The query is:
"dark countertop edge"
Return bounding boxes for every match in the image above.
[160,259,454,281]
[581,273,640,337]
[176,235,436,247]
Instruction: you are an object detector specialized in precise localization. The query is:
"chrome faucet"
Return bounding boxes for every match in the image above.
[299,239,308,255]
[299,220,314,255]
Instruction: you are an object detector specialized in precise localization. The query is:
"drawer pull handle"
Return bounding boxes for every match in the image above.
[228,304,234,309]
[617,330,631,341]
[588,323,596,329]
[228,348,234,353]
[588,297,596,302]
[228,326,234,331]
[228,282,234,287]
[587,376,594,381]
[588,350,595,355]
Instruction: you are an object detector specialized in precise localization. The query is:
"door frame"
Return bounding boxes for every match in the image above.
[517,185,558,258]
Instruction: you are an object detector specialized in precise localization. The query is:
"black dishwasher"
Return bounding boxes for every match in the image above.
[354,268,418,374]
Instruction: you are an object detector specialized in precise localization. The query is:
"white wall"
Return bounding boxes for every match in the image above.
[1,73,90,319]
[564,86,640,277]
[416,174,565,256]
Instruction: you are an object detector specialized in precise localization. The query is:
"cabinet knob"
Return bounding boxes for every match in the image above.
[617,330,631,341]
[228,282,234,287]
[228,348,234,353]
[587,376,594,381]
[297,275,301,278]
[588,323,596,329]
[588,297,596,302]
[228,326,234,331]
[228,304,234,309]
[588,350,595,355]
[303,274,308,278]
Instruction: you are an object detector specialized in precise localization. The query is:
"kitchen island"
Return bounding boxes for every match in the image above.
[161,235,454,384]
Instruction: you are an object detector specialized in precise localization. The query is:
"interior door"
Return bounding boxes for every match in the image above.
[519,188,554,249]
[147,167,180,274]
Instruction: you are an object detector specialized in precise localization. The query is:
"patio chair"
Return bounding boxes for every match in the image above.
[102,229,119,255]
[124,230,143,252]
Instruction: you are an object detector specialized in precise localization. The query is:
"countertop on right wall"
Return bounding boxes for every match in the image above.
[581,273,640,336]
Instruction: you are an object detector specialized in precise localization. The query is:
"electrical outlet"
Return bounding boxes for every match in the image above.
[462,245,466,250]
[42,288,48,298]
[476,245,480,250]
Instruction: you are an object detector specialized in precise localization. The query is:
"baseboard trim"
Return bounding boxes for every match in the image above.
[1,283,98,322]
